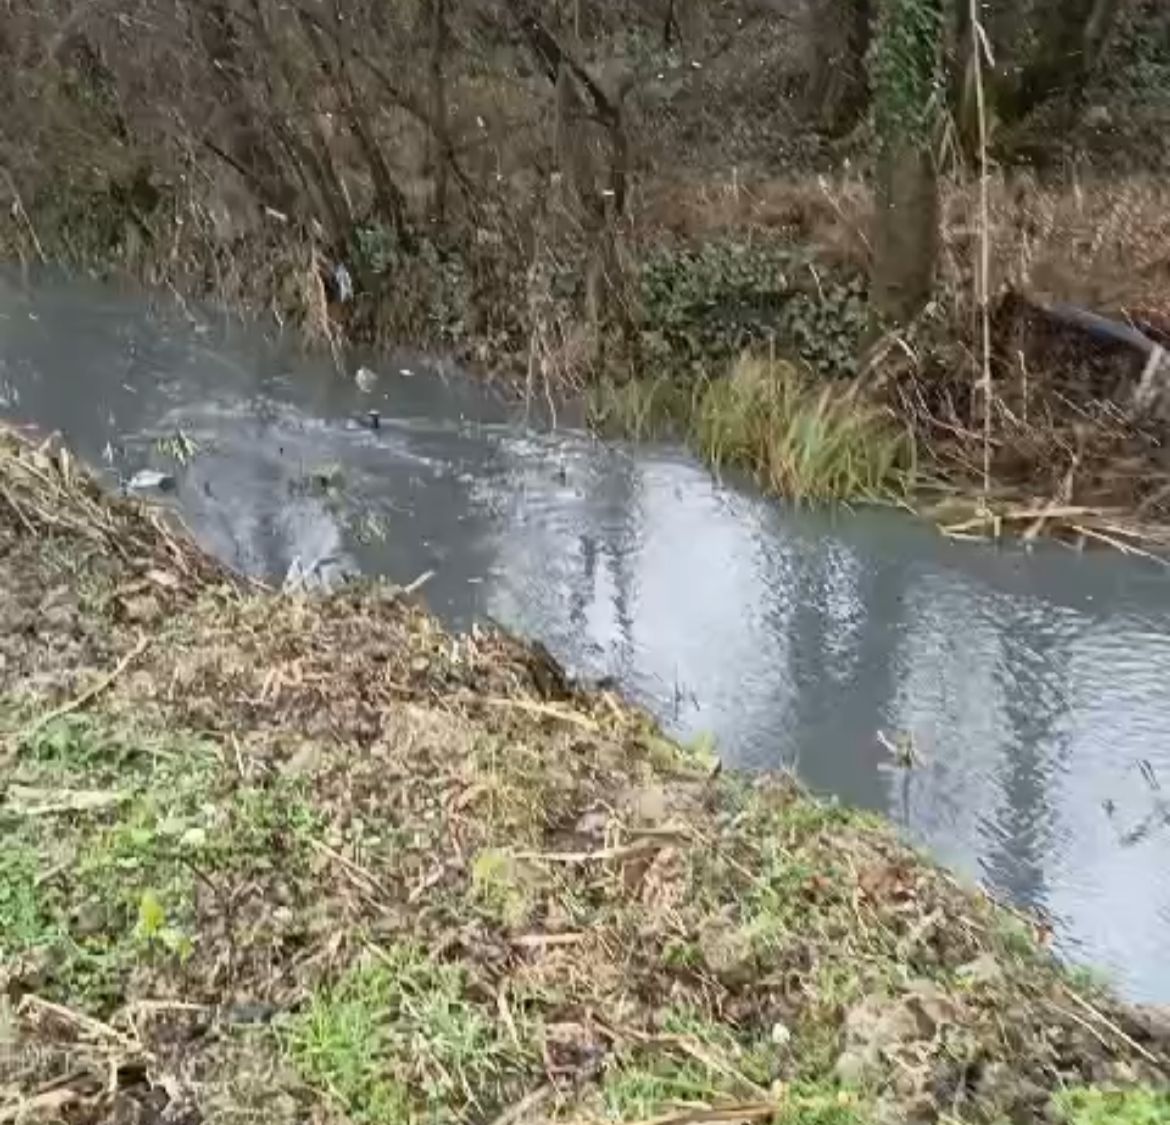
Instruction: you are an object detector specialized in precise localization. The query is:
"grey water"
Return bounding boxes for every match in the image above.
[3,267,1170,1002]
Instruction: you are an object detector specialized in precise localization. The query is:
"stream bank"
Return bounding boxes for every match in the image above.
[2,424,1170,1125]
[3,269,1170,1007]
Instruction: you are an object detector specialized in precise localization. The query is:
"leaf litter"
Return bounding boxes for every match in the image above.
[0,423,1167,1125]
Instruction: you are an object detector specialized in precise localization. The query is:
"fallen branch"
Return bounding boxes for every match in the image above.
[1060,983,1163,1066]
[478,696,599,731]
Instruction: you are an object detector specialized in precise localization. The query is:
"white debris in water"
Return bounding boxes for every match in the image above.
[399,367,415,378]
[127,469,174,492]
[354,366,377,393]
[283,553,349,594]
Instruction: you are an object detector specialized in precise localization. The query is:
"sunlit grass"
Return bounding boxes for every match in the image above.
[587,355,916,504]
[692,354,915,504]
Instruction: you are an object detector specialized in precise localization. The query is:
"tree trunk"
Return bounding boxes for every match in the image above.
[806,0,874,136]
[871,140,939,324]
[869,0,942,325]
[428,0,450,222]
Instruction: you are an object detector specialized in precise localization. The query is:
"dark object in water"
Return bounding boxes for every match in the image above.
[345,410,381,432]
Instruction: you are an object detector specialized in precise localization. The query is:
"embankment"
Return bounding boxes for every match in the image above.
[2,427,1170,1123]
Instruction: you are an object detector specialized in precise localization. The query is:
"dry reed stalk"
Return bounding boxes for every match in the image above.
[969,1,993,499]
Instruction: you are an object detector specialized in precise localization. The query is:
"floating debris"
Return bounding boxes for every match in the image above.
[877,729,922,768]
[354,365,377,393]
[154,428,201,465]
[126,468,175,493]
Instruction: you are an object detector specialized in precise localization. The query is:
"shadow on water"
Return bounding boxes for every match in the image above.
[4,267,1170,1001]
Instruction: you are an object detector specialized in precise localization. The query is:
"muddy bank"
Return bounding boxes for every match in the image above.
[2,426,1169,1123]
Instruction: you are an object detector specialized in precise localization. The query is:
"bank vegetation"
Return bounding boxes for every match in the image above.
[1,1,1169,544]
[3,426,1170,1123]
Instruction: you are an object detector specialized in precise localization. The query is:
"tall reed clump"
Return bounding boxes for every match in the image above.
[692,354,915,503]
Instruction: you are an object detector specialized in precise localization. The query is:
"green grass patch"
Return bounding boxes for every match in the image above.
[1054,1086,1170,1124]
[1,711,321,1008]
[601,1006,773,1118]
[693,356,914,504]
[282,943,537,1124]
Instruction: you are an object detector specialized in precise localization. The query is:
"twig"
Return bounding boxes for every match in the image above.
[511,932,586,948]
[487,1083,555,1125]
[13,635,150,749]
[1071,524,1170,566]
[307,837,388,900]
[0,166,47,263]
[1060,985,1162,1065]
[5,786,130,817]
[513,838,668,864]
[478,696,599,731]
[595,1103,781,1125]
[0,1088,82,1123]
[18,994,143,1054]
[403,568,435,596]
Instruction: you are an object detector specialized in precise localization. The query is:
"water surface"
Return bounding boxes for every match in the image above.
[3,269,1169,1001]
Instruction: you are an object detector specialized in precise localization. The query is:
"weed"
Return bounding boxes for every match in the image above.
[4,425,1169,1123]
[2,710,321,1006]
[155,429,202,465]
[602,1055,727,1118]
[0,846,59,954]
[600,1008,768,1115]
[283,944,536,1123]
[638,243,869,380]
[773,1085,867,1125]
[693,355,915,504]
[470,848,537,928]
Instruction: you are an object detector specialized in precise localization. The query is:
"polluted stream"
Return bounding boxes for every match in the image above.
[3,268,1170,1003]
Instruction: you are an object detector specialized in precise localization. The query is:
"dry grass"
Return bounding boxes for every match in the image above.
[937,172,1170,324]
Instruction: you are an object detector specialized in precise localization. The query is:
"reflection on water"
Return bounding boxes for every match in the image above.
[3,269,1170,1001]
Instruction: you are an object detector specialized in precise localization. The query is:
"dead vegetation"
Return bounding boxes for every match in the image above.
[2,435,1170,1125]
